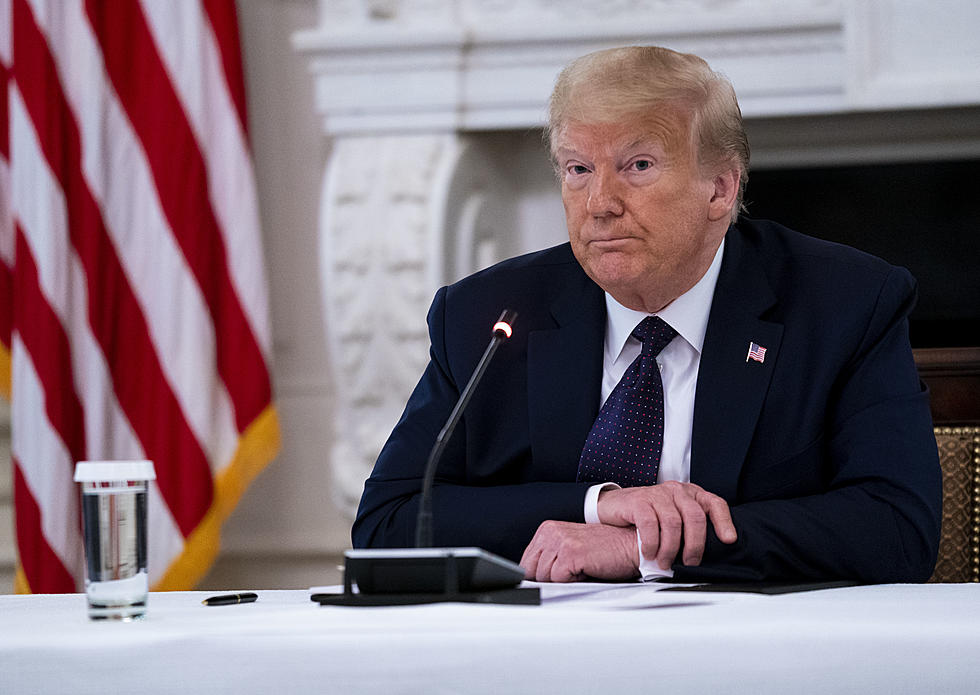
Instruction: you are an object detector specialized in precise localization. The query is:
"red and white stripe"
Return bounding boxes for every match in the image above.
[0,0,279,593]
[1,0,13,379]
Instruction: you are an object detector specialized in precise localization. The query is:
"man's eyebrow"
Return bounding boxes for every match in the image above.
[554,138,666,162]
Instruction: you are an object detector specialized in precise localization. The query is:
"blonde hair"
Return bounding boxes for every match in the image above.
[547,46,750,222]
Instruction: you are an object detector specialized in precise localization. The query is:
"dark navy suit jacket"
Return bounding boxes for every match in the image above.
[353,218,942,583]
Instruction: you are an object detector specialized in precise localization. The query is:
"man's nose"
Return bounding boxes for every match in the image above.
[586,169,624,217]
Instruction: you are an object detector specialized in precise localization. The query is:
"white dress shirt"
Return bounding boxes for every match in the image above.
[583,239,725,580]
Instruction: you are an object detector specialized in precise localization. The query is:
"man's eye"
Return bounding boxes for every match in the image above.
[632,159,654,171]
[568,165,589,175]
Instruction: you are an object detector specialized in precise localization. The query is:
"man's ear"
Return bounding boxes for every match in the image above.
[707,166,739,222]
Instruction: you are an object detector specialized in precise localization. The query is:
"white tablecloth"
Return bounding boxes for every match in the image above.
[2,583,978,694]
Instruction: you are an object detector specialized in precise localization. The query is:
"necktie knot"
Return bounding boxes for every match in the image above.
[632,316,677,357]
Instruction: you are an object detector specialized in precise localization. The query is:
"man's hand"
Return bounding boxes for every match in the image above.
[520,521,640,582]
[597,482,737,570]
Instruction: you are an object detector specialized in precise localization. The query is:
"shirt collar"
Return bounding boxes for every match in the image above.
[604,238,725,362]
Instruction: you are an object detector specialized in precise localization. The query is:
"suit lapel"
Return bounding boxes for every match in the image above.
[691,228,783,500]
[527,267,605,480]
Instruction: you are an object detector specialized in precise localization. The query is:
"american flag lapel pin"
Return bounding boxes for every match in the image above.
[746,341,767,364]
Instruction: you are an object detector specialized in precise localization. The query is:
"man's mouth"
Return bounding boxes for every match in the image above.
[589,236,636,246]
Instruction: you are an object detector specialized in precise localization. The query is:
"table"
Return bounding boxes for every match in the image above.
[2,583,979,694]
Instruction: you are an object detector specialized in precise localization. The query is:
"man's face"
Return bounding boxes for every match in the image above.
[556,113,732,312]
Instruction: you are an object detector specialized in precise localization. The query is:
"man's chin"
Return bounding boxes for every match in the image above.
[583,261,648,297]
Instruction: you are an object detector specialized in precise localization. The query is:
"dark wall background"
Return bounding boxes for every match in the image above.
[744,159,980,348]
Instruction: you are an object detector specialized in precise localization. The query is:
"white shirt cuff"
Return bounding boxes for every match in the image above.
[583,483,620,524]
[637,530,674,581]
[584,483,671,581]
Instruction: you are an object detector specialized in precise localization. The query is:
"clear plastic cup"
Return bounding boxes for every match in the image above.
[73,460,155,621]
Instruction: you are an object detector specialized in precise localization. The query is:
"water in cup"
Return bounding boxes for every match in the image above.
[74,461,155,621]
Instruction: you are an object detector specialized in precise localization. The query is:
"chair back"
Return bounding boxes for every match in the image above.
[929,426,980,583]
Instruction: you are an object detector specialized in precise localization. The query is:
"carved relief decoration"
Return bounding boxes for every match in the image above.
[319,134,467,515]
[319,0,838,25]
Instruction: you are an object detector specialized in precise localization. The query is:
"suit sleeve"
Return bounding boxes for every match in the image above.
[351,286,594,562]
[676,268,942,583]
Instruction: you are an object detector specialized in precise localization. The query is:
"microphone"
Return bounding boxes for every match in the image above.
[311,310,541,607]
[415,309,516,549]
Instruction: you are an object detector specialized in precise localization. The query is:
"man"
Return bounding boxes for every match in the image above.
[352,46,942,583]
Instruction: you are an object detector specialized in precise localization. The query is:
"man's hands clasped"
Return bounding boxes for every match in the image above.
[519,522,640,582]
[520,481,738,582]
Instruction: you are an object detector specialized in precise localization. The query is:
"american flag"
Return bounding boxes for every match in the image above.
[746,341,767,364]
[0,0,280,592]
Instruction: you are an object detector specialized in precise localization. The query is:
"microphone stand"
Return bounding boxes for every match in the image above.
[313,310,541,607]
[415,310,514,549]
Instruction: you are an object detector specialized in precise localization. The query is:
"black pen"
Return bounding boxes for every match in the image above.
[202,592,258,606]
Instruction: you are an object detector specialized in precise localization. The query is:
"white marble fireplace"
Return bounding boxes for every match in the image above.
[292,0,980,517]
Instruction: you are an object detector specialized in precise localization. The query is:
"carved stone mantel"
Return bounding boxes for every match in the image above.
[293,0,980,516]
[294,0,853,134]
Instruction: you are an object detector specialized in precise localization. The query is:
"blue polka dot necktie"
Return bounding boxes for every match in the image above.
[577,316,678,487]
